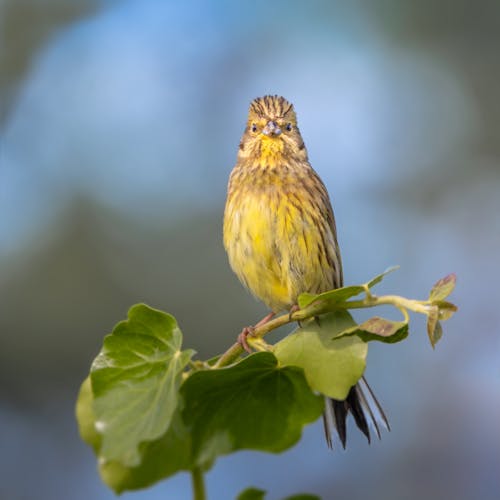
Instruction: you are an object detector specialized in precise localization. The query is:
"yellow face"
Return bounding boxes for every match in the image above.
[238,95,307,163]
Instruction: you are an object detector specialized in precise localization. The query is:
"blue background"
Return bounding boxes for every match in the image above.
[1,1,499,499]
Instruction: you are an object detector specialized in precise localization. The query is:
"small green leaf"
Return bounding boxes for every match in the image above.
[340,317,409,344]
[429,273,456,301]
[434,300,458,321]
[237,487,267,500]
[433,321,443,346]
[298,266,399,310]
[366,265,400,288]
[181,352,323,466]
[298,285,364,309]
[427,305,439,348]
[90,304,194,467]
[274,311,367,400]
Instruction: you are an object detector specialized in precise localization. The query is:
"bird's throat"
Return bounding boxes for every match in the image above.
[258,137,285,164]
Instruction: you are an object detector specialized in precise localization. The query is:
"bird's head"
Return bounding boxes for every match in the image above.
[238,95,307,162]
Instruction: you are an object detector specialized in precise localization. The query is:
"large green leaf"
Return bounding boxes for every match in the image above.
[181,352,323,465]
[76,376,193,493]
[98,407,194,493]
[274,311,367,400]
[90,304,194,467]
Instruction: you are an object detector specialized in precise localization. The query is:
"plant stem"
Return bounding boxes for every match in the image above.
[214,293,433,369]
[345,295,431,315]
[191,467,206,500]
[214,312,294,368]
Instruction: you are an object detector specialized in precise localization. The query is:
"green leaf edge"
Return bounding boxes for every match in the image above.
[298,265,399,309]
[338,316,409,344]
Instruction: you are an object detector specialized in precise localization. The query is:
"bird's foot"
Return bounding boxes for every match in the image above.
[288,304,301,326]
[237,312,276,353]
[238,326,255,353]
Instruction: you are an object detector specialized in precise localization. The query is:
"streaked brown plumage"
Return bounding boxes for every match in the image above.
[223,95,389,448]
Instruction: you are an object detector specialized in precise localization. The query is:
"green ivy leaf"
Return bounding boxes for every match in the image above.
[90,304,194,467]
[340,316,409,344]
[365,265,399,288]
[237,487,267,500]
[181,352,323,466]
[74,268,458,495]
[429,273,456,301]
[98,407,194,493]
[76,374,194,493]
[274,311,367,400]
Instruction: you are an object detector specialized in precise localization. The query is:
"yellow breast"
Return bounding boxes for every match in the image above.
[223,163,340,312]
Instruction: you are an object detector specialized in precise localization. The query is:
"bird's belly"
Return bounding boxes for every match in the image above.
[224,191,334,312]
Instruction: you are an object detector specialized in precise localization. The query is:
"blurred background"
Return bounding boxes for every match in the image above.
[1,0,499,499]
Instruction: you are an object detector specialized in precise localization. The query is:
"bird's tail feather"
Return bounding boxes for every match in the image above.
[323,376,390,449]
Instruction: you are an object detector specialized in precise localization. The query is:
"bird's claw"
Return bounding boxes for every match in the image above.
[238,326,255,353]
[288,304,300,323]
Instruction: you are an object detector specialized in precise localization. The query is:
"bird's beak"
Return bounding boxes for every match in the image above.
[262,121,282,136]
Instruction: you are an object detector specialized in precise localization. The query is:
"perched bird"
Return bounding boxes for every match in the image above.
[223,95,388,448]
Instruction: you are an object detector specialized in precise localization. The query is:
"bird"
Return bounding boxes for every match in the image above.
[223,95,389,448]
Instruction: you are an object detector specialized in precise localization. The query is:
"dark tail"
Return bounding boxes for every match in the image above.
[322,376,390,449]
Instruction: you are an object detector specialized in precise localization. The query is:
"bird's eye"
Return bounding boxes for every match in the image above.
[251,124,258,133]
[286,123,292,131]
